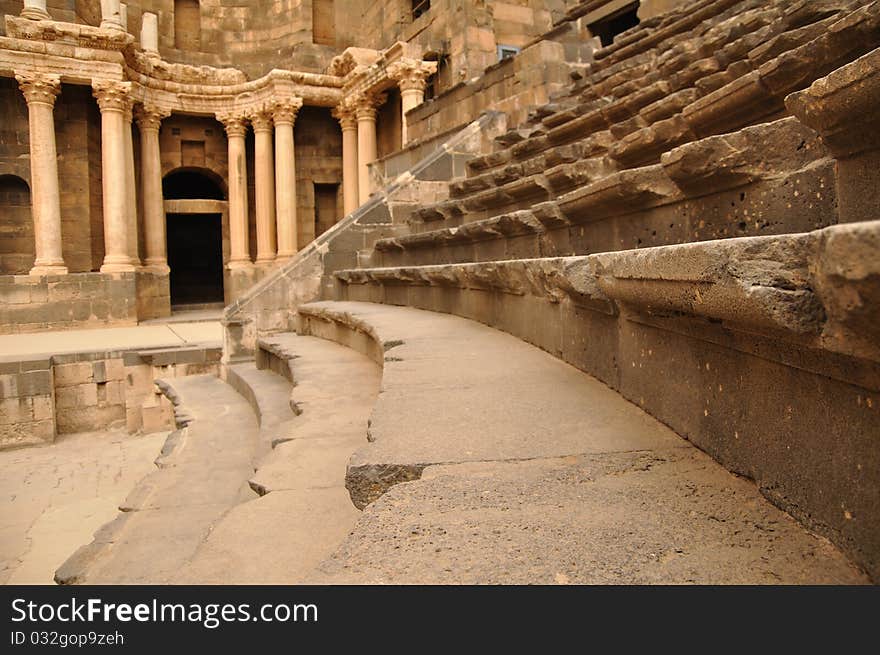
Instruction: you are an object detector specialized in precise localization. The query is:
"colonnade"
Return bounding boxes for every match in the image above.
[13,61,432,276]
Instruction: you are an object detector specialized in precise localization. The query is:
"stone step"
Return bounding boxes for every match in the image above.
[296,300,868,584]
[55,374,261,584]
[224,362,297,461]
[174,334,381,584]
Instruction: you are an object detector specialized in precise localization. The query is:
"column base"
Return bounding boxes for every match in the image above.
[139,262,171,275]
[29,263,68,276]
[21,8,51,20]
[255,255,277,265]
[226,259,254,270]
[100,259,137,273]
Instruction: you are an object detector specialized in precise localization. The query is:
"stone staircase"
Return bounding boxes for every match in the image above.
[58,0,880,583]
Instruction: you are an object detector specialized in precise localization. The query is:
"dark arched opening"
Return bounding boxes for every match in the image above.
[0,175,34,274]
[162,168,225,306]
[162,168,225,200]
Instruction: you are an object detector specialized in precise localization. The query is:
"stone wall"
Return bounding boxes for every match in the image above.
[0,344,222,449]
[0,358,54,449]
[0,273,138,334]
[406,34,586,145]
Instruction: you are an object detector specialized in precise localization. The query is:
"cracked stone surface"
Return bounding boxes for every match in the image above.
[0,429,165,584]
[313,450,870,584]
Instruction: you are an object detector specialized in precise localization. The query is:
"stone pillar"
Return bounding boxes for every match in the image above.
[21,0,50,20]
[93,80,135,273]
[217,113,251,268]
[333,105,359,216]
[250,109,276,264]
[100,0,124,31]
[272,98,303,261]
[135,105,170,273]
[119,3,128,32]
[355,94,385,205]
[141,12,159,58]
[388,60,436,145]
[123,103,139,265]
[16,72,67,275]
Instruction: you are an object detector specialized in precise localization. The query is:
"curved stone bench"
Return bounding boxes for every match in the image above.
[297,301,689,509]
[298,301,868,583]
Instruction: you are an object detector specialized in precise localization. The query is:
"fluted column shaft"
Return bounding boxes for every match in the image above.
[250,111,276,263]
[272,98,302,260]
[218,113,251,268]
[93,80,134,273]
[135,105,170,273]
[16,72,67,275]
[334,106,359,216]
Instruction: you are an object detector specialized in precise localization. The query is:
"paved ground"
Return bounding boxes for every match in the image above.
[57,375,260,584]
[0,429,166,584]
[0,321,221,359]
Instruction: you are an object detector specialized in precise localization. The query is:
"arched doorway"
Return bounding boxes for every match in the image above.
[0,175,34,275]
[162,168,226,307]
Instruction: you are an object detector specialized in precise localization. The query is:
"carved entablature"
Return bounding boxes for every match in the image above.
[92,79,133,112]
[15,71,61,106]
[328,47,381,78]
[127,50,248,87]
[5,15,133,51]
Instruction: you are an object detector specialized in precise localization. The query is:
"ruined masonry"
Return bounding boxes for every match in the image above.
[0,0,878,584]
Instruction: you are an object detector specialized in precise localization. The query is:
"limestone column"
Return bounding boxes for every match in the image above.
[272,98,303,261]
[93,80,135,273]
[333,105,359,216]
[21,0,50,20]
[16,72,67,275]
[388,61,435,145]
[217,113,251,268]
[123,103,139,265]
[249,109,276,264]
[141,12,159,58]
[355,93,385,205]
[135,105,170,273]
[99,0,124,31]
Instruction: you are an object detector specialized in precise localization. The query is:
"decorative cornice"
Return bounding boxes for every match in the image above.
[92,79,133,112]
[15,71,61,106]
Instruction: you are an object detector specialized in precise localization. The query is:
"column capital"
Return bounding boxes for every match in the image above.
[332,103,358,130]
[271,97,303,126]
[134,104,170,131]
[354,92,387,121]
[92,80,133,113]
[216,112,249,137]
[15,71,61,106]
[248,108,274,132]
[387,59,437,93]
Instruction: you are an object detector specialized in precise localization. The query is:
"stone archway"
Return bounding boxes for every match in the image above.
[162,168,227,307]
[0,175,34,275]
